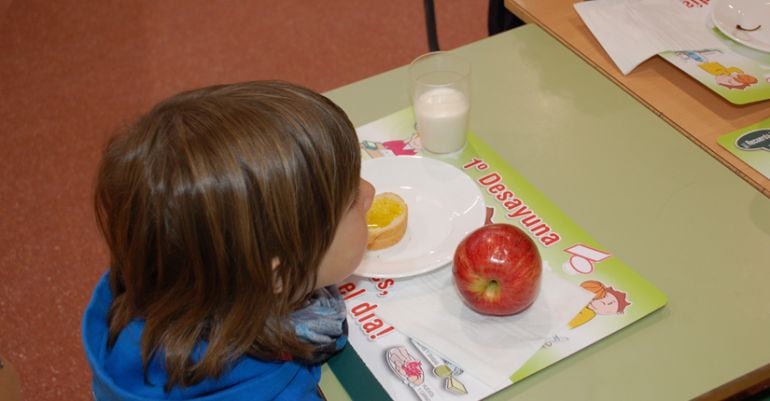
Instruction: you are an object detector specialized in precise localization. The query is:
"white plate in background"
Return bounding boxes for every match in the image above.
[354,156,486,278]
[712,0,770,53]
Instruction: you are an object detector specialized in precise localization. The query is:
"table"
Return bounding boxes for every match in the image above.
[505,0,770,198]
[320,25,770,400]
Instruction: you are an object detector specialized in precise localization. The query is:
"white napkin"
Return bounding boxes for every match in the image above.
[574,0,727,75]
[375,267,594,389]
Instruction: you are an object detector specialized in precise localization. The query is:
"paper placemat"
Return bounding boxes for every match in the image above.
[717,116,770,179]
[326,107,668,401]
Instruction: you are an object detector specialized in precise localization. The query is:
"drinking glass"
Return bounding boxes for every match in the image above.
[409,51,471,154]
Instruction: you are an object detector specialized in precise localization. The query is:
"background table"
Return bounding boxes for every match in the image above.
[505,0,770,198]
[320,25,770,400]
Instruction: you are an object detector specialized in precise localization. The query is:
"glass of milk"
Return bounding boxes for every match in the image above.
[409,51,471,154]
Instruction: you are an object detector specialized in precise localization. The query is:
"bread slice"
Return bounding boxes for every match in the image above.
[366,192,408,250]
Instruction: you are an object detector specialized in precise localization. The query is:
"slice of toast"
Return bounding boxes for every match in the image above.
[366,192,408,250]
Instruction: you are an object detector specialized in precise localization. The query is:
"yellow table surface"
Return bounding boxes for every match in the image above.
[321,25,770,401]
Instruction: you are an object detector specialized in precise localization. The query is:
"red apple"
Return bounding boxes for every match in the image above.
[453,223,542,316]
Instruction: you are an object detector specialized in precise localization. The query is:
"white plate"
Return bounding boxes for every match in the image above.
[354,156,485,278]
[712,0,770,53]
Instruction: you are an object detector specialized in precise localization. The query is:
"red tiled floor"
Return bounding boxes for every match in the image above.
[0,1,487,399]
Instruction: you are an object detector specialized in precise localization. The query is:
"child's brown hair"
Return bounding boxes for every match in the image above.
[94,81,361,389]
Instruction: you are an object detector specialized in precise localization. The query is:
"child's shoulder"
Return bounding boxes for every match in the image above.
[81,272,325,400]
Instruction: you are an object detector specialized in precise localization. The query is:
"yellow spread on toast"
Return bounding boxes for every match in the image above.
[366,196,405,229]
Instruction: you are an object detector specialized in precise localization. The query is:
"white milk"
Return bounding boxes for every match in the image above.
[414,87,470,154]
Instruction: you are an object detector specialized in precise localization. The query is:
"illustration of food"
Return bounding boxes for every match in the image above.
[366,192,408,250]
[385,347,424,386]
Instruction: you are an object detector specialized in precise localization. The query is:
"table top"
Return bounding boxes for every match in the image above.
[505,0,770,199]
[320,25,770,401]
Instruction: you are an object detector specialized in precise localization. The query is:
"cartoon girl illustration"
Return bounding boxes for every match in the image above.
[361,132,422,158]
[568,280,630,330]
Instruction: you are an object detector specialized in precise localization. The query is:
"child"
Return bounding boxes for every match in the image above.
[83,81,375,400]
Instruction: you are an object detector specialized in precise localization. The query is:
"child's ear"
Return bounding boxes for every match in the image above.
[271,257,283,294]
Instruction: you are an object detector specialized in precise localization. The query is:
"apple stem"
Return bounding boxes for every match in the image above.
[485,280,500,299]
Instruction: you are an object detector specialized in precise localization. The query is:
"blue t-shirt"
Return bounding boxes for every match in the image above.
[82,273,324,401]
